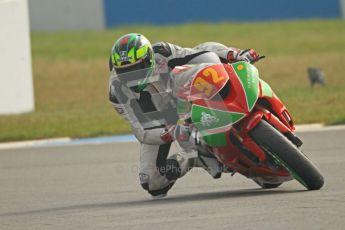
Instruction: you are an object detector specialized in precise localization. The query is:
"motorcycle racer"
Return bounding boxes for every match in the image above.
[108,33,259,198]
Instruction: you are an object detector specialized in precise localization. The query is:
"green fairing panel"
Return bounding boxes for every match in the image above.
[191,105,245,130]
[232,62,260,112]
[191,104,245,147]
[259,79,273,98]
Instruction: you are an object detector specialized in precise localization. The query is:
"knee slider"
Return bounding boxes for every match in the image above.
[141,182,149,191]
[147,182,175,197]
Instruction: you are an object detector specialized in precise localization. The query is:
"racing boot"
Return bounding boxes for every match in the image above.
[165,153,194,181]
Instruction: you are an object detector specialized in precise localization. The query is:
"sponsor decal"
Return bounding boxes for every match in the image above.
[117,51,133,62]
[201,112,219,127]
[237,64,244,71]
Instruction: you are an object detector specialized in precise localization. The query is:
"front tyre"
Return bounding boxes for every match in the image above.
[250,120,324,190]
[253,179,282,189]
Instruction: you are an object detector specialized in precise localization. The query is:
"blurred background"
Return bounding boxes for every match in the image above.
[0,0,344,142]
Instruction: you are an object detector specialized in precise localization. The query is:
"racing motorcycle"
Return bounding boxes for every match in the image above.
[110,58,324,190]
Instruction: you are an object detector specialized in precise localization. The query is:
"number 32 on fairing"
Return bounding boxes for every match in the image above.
[191,64,229,99]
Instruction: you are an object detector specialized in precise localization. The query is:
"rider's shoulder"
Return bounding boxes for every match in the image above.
[152,41,173,57]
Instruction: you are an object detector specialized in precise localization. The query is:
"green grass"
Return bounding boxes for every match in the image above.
[0,19,345,142]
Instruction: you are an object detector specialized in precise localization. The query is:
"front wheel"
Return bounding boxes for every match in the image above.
[253,179,282,189]
[250,120,324,190]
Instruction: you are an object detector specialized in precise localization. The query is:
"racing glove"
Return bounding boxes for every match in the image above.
[161,124,190,143]
[227,48,260,63]
[161,124,200,160]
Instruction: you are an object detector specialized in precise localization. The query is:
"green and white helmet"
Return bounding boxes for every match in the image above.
[110,33,154,74]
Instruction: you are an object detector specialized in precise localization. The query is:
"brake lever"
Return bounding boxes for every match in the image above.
[251,55,266,64]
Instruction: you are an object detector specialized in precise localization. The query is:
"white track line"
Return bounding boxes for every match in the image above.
[0,138,71,150]
[1,124,345,150]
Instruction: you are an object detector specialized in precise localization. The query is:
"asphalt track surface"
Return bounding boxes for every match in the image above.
[1,128,345,230]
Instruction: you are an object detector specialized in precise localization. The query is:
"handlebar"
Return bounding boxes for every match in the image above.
[251,55,266,64]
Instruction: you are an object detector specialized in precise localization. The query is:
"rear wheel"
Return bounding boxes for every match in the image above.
[250,120,324,190]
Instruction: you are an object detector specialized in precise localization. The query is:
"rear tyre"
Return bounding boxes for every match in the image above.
[250,120,324,190]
